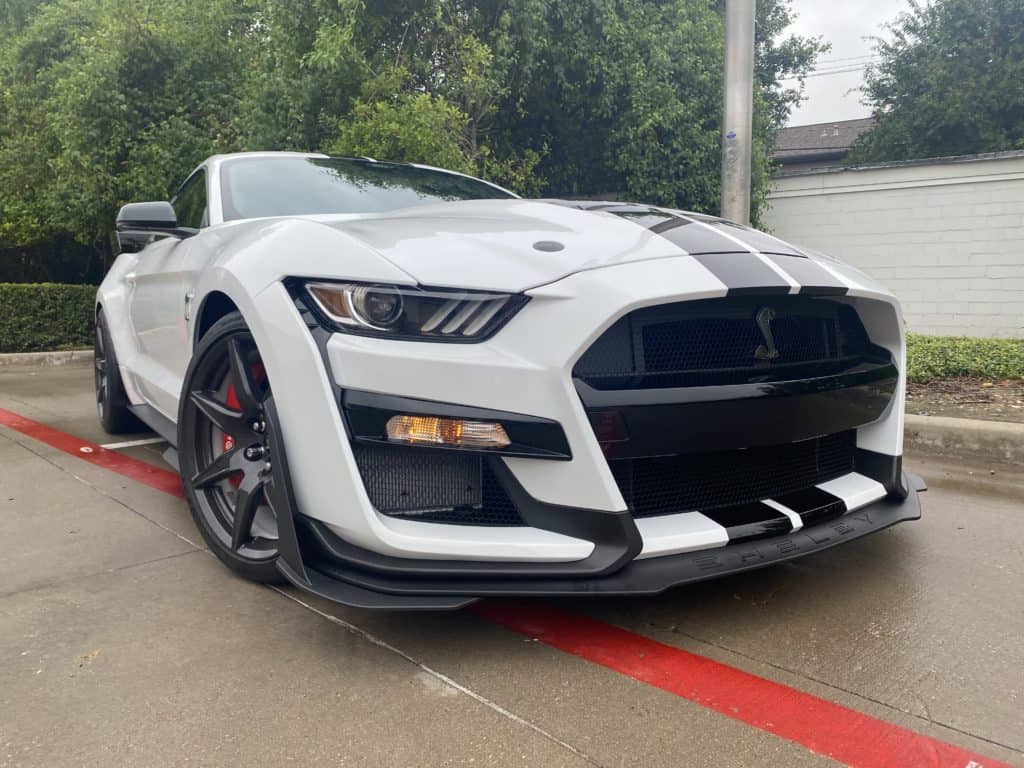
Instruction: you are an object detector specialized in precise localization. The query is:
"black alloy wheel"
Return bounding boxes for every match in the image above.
[179,312,284,582]
[94,322,108,419]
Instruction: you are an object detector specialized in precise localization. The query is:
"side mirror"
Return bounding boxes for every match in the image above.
[115,201,193,253]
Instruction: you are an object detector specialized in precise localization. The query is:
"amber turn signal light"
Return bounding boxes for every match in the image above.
[385,415,511,449]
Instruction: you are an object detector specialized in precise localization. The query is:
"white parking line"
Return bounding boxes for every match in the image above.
[99,436,167,450]
[268,586,602,766]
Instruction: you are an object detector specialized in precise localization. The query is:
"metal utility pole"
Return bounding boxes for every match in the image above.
[721,0,756,225]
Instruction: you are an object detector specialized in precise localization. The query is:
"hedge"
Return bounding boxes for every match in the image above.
[906,333,1024,383]
[0,283,96,353]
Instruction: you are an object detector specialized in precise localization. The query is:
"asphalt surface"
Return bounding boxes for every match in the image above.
[1,362,1022,767]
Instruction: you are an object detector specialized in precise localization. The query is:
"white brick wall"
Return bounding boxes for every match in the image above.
[764,151,1024,338]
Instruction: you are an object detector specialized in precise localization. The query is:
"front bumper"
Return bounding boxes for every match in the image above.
[274,467,925,610]
[246,259,917,609]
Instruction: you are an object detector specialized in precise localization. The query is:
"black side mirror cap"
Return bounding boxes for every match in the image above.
[115,201,195,252]
[116,201,177,230]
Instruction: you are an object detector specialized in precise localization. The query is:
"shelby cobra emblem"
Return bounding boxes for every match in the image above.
[754,306,780,361]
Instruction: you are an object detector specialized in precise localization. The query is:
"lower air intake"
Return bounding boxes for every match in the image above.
[611,431,856,519]
[352,444,525,526]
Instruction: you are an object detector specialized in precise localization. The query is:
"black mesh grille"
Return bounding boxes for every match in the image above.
[611,431,856,519]
[352,444,525,526]
[575,296,872,389]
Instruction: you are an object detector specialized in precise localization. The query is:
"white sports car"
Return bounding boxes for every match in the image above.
[96,151,924,609]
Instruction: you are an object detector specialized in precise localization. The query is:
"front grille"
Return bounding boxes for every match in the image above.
[611,431,856,518]
[575,296,873,389]
[352,444,525,526]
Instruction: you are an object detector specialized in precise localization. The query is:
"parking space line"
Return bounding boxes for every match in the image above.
[269,586,602,766]
[0,405,1015,768]
[0,407,184,498]
[473,600,1013,768]
[99,436,168,450]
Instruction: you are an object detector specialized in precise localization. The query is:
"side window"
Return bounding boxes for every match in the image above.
[173,169,208,229]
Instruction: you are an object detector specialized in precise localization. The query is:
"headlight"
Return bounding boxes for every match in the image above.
[301,281,528,341]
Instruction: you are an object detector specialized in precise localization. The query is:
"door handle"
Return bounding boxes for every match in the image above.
[124,272,136,285]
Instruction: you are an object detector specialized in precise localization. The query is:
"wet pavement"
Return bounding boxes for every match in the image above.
[1,361,1021,767]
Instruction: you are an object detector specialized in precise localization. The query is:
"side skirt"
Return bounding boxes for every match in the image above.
[127,403,178,447]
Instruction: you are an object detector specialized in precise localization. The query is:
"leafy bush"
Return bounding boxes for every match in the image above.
[906,333,1024,383]
[0,283,95,353]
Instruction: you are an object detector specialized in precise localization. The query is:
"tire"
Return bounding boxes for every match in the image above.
[95,309,144,434]
[178,312,284,583]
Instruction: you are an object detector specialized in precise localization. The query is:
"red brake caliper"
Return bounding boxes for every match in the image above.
[222,362,267,488]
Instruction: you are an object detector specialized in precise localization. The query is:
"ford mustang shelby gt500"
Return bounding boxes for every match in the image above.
[96,151,924,608]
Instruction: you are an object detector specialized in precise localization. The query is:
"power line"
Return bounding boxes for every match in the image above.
[813,60,879,72]
[803,66,871,77]
[777,54,882,81]
[816,54,879,65]
[779,64,874,80]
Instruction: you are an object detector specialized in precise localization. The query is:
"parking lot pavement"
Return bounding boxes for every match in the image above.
[1,361,1022,768]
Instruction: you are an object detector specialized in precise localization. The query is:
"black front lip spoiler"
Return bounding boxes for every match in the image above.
[273,471,925,610]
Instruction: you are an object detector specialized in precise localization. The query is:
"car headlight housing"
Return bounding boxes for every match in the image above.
[300,281,528,342]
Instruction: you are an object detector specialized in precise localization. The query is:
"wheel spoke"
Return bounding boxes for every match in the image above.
[228,337,262,415]
[231,474,266,551]
[191,447,242,489]
[190,391,249,441]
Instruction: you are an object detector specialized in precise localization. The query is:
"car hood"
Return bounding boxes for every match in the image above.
[313,198,885,298]
[317,199,687,293]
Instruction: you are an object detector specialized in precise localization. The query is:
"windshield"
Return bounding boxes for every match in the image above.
[219,156,514,220]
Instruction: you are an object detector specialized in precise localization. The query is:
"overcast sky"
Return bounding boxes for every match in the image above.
[783,0,910,126]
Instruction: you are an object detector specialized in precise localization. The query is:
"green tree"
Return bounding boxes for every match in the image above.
[0,0,824,281]
[0,0,253,264]
[849,0,1024,163]
[480,0,824,216]
[315,0,545,192]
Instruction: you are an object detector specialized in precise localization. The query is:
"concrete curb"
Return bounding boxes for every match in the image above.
[904,413,1023,466]
[0,349,93,367]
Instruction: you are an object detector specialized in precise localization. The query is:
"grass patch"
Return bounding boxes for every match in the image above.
[906,333,1024,383]
[0,283,96,353]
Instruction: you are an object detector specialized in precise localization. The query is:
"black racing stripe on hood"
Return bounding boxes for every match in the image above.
[700,501,793,544]
[552,201,764,258]
[762,254,848,296]
[705,220,806,257]
[543,199,843,295]
[595,208,795,293]
[689,253,790,295]
[645,216,750,254]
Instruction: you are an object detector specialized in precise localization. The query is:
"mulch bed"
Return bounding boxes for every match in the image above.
[906,377,1024,424]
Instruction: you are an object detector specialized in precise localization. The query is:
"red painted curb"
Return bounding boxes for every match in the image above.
[0,407,184,498]
[472,600,1013,768]
[1,406,1013,768]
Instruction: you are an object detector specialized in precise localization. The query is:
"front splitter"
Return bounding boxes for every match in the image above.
[276,474,925,610]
